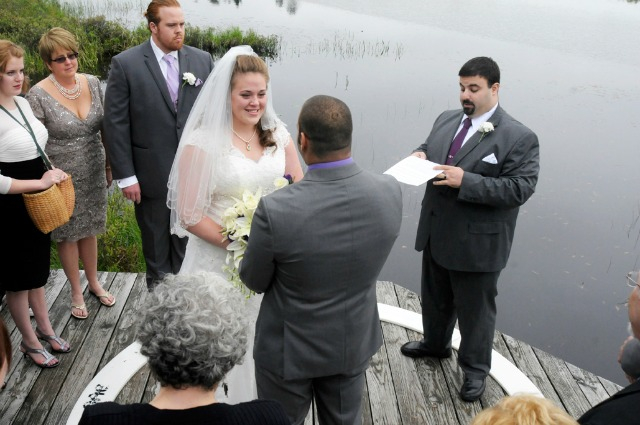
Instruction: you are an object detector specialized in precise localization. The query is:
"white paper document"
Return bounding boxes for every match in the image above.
[383,156,442,186]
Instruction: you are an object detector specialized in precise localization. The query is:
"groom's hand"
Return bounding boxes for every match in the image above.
[412,151,427,160]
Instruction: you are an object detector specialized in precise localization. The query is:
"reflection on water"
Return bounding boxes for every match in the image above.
[71,0,640,386]
[207,0,300,13]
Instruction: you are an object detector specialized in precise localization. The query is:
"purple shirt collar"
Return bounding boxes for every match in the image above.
[307,157,354,170]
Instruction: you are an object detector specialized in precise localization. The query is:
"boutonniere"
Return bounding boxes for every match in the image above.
[273,174,294,189]
[182,72,203,87]
[478,122,494,142]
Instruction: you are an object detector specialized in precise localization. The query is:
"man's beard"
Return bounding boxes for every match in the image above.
[462,101,475,116]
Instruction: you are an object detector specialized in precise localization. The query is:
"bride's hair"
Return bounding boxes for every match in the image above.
[231,55,276,149]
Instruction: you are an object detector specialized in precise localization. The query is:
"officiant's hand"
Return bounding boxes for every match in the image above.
[411,151,427,160]
[432,165,463,188]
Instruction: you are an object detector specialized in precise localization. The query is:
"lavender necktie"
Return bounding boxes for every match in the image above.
[162,54,179,109]
[446,117,472,165]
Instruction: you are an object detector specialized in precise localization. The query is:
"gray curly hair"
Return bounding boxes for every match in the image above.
[137,272,248,390]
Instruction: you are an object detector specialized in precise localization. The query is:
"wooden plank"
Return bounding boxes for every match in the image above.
[501,333,563,405]
[14,272,134,425]
[565,361,611,407]
[377,282,430,424]
[533,346,592,418]
[393,283,460,424]
[363,283,402,424]
[597,376,623,397]
[366,329,402,424]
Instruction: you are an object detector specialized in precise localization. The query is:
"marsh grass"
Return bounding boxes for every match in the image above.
[281,31,403,61]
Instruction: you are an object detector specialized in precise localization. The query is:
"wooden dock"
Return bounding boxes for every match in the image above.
[0,271,623,424]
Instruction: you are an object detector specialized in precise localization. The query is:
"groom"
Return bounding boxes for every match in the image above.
[240,95,402,425]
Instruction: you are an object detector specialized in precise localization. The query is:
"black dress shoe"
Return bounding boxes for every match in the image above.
[400,341,452,358]
[459,376,486,402]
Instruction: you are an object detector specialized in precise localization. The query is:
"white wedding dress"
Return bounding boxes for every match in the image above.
[179,124,290,404]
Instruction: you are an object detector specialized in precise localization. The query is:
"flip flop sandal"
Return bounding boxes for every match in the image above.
[89,290,116,307]
[71,303,88,319]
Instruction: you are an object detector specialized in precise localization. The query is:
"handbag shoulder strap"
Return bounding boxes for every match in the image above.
[0,99,53,170]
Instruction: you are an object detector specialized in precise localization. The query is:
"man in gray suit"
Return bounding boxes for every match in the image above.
[240,95,402,425]
[103,0,214,290]
[401,57,540,402]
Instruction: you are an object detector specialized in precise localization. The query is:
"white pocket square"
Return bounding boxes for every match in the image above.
[482,153,498,164]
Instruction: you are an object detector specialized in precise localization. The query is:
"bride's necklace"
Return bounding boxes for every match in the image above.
[232,127,257,151]
[48,74,81,100]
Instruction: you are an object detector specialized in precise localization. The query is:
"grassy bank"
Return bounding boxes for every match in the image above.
[1,0,280,82]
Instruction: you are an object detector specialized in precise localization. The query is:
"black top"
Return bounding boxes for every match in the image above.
[578,379,640,425]
[79,400,290,425]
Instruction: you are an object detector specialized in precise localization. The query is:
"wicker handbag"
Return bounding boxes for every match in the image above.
[1,101,76,233]
[22,174,75,233]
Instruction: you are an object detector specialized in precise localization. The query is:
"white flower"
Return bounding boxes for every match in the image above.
[182,72,196,86]
[242,188,262,213]
[220,177,293,298]
[477,122,494,142]
[479,122,494,134]
[273,176,289,189]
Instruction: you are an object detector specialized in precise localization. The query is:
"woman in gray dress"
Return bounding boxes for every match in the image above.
[27,27,115,319]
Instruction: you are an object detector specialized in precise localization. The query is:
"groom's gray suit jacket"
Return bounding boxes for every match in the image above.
[240,162,402,380]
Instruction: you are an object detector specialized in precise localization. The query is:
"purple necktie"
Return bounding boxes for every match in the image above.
[162,54,179,109]
[446,117,472,165]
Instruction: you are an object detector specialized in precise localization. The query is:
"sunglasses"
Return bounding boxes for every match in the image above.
[50,52,79,64]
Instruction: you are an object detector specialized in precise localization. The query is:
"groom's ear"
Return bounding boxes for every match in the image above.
[298,132,308,152]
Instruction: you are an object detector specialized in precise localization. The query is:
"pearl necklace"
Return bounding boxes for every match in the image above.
[49,74,81,100]
[232,127,257,151]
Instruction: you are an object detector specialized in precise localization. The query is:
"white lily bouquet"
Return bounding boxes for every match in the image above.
[221,174,294,296]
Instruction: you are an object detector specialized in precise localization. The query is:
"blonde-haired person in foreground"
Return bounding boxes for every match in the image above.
[471,394,578,425]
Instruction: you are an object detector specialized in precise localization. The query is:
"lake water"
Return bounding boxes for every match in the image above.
[73,0,640,386]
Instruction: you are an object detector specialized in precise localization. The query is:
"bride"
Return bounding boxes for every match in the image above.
[166,45,303,404]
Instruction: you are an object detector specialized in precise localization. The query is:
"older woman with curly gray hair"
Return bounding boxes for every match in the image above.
[79,272,289,425]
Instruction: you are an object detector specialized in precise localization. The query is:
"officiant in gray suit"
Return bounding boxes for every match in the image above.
[103,0,214,290]
[240,95,402,425]
[401,57,540,402]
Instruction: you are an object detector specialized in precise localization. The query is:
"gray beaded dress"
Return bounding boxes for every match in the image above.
[27,74,107,242]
